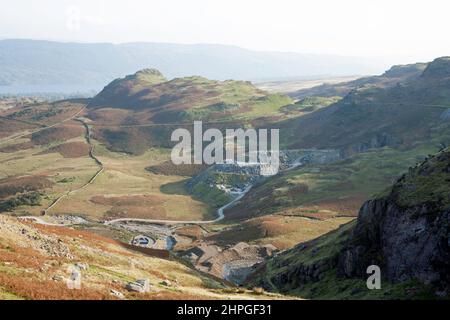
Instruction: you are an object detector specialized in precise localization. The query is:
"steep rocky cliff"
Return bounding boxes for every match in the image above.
[248,148,450,298]
[338,148,450,290]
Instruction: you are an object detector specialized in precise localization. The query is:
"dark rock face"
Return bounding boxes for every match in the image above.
[338,198,450,289]
[248,150,450,298]
[269,257,336,291]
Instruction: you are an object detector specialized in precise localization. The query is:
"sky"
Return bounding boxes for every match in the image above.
[1,0,449,63]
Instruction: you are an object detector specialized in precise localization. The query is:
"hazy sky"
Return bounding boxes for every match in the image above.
[1,0,449,63]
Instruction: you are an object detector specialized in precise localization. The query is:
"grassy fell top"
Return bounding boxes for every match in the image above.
[90,68,167,107]
[89,69,293,125]
[386,147,450,213]
[115,68,167,86]
[87,70,293,154]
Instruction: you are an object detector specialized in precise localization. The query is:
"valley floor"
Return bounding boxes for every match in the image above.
[0,102,356,298]
[1,94,444,299]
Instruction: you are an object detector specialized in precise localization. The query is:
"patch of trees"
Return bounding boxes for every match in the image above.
[0,192,42,212]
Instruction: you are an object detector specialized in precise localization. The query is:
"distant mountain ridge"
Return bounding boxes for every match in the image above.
[278,57,450,153]
[0,39,389,88]
[290,62,428,98]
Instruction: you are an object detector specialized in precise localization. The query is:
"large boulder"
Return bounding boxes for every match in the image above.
[125,278,151,293]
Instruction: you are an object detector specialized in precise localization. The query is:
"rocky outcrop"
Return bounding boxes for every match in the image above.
[338,148,450,291]
[338,198,450,289]
[268,255,337,290]
[248,148,450,298]
[125,279,151,293]
[245,220,355,292]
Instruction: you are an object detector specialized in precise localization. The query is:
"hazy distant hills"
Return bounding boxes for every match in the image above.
[0,39,389,90]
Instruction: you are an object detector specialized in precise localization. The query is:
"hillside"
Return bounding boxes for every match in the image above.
[215,58,450,247]
[90,69,168,108]
[0,214,290,300]
[0,39,387,89]
[89,70,284,120]
[248,147,450,299]
[2,57,450,300]
[290,62,427,99]
[276,57,450,154]
[88,69,293,154]
[223,146,436,222]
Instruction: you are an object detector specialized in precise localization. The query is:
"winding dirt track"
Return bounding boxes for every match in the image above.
[104,185,252,226]
[17,112,250,226]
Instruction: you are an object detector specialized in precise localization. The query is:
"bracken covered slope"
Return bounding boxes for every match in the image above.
[0,215,288,300]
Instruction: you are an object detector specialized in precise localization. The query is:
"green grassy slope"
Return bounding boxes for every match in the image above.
[88,69,294,154]
[90,70,293,123]
[225,145,439,221]
[276,57,450,153]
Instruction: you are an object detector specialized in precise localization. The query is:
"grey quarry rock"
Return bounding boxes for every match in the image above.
[125,279,150,293]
